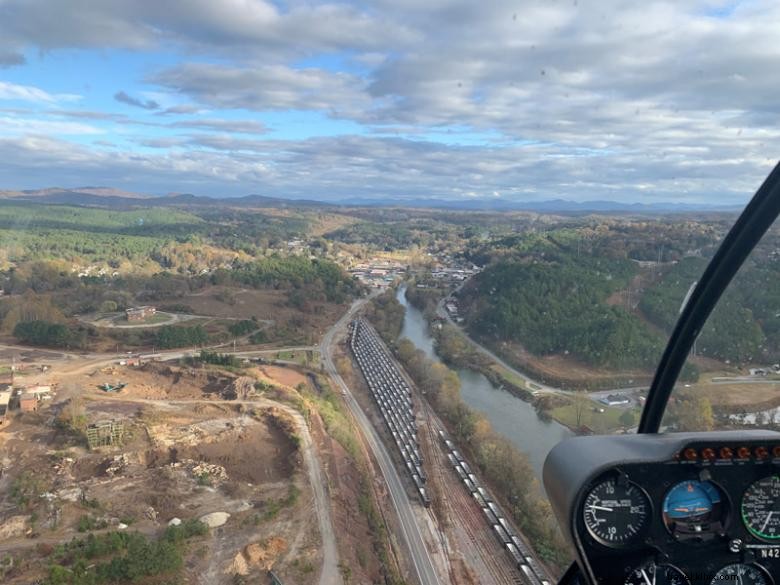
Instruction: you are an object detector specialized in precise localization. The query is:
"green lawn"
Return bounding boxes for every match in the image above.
[550,401,640,434]
[275,350,320,367]
[490,364,529,389]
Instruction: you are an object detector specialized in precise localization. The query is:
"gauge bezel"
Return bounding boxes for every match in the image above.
[709,563,774,585]
[581,474,653,548]
[741,474,780,542]
[624,562,690,585]
[661,478,730,543]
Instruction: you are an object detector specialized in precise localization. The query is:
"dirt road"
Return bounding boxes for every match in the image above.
[89,393,340,585]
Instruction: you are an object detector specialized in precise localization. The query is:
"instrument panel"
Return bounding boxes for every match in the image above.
[543,431,780,585]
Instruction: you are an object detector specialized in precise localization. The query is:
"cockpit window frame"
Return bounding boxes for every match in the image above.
[638,161,780,434]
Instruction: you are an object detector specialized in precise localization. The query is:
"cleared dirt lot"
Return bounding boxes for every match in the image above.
[0,364,322,585]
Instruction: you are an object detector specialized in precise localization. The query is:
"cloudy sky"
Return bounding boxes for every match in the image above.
[0,0,778,203]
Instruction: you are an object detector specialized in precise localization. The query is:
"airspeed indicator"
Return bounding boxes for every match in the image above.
[583,477,650,546]
[742,475,780,540]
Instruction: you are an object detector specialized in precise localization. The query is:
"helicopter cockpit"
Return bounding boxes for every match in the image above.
[545,163,780,585]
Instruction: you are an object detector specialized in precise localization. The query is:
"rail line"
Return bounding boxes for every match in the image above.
[350,318,554,585]
[419,397,523,585]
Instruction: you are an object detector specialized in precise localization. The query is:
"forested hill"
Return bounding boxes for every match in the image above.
[640,257,779,362]
[457,216,780,375]
[460,253,666,371]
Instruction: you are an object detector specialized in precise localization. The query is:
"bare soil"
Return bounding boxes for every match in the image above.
[0,365,321,585]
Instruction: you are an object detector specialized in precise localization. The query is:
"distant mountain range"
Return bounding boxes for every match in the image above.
[0,187,743,214]
[336,196,743,213]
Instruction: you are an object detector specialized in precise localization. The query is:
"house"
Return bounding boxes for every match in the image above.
[25,384,52,397]
[126,306,156,322]
[19,393,39,412]
[600,394,631,406]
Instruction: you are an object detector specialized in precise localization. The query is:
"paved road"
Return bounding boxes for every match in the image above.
[0,343,321,380]
[435,294,560,395]
[321,297,442,585]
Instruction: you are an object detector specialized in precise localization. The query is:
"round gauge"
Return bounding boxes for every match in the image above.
[625,563,689,585]
[709,564,773,585]
[742,475,780,541]
[662,479,727,542]
[583,476,650,545]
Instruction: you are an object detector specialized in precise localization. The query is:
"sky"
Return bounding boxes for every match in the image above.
[0,0,778,204]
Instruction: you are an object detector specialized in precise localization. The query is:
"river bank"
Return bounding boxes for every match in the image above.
[395,285,572,479]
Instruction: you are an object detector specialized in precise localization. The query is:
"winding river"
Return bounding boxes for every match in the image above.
[396,286,572,480]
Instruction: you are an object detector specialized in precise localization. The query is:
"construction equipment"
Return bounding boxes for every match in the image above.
[98,381,127,392]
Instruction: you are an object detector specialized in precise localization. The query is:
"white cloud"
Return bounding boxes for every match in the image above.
[0,116,102,135]
[0,132,770,204]
[169,118,268,134]
[151,62,370,115]
[2,0,780,202]
[0,81,80,104]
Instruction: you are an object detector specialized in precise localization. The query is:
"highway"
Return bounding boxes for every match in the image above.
[320,297,443,585]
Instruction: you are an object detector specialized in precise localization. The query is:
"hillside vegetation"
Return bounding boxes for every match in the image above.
[460,220,780,375]
[640,257,778,362]
[463,253,665,370]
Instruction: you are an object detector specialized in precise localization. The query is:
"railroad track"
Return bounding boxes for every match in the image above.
[419,399,524,585]
[352,318,550,585]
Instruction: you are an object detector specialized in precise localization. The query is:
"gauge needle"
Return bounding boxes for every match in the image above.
[640,568,653,585]
[762,511,774,533]
[588,505,614,512]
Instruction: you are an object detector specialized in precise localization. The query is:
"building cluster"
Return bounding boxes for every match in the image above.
[749,365,780,377]
[429,261,481,283]
[73,264,120,278]
[599,393,631,406]
[0,380,54,424]
[440,430,550,585]
[349,260,406,288]
[349,318,430,507]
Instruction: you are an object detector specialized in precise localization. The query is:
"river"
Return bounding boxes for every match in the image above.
[396,286,571,480]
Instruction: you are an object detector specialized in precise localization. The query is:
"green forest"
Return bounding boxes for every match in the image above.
[0,202,203,236]
[0,201,313,271]
[460,220,780,370]
[224,255,359,303]
[464,253,666,370]
[640,257,779,362]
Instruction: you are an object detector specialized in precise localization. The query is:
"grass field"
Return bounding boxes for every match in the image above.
[489,363,529,390]
[275,350,320,367]
[550,401,640,434]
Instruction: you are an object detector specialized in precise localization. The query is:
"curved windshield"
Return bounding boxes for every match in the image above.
[1,3,778,585]
[660,217,780,432]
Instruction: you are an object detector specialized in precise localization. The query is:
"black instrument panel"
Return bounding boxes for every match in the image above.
[543,431,780,585]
